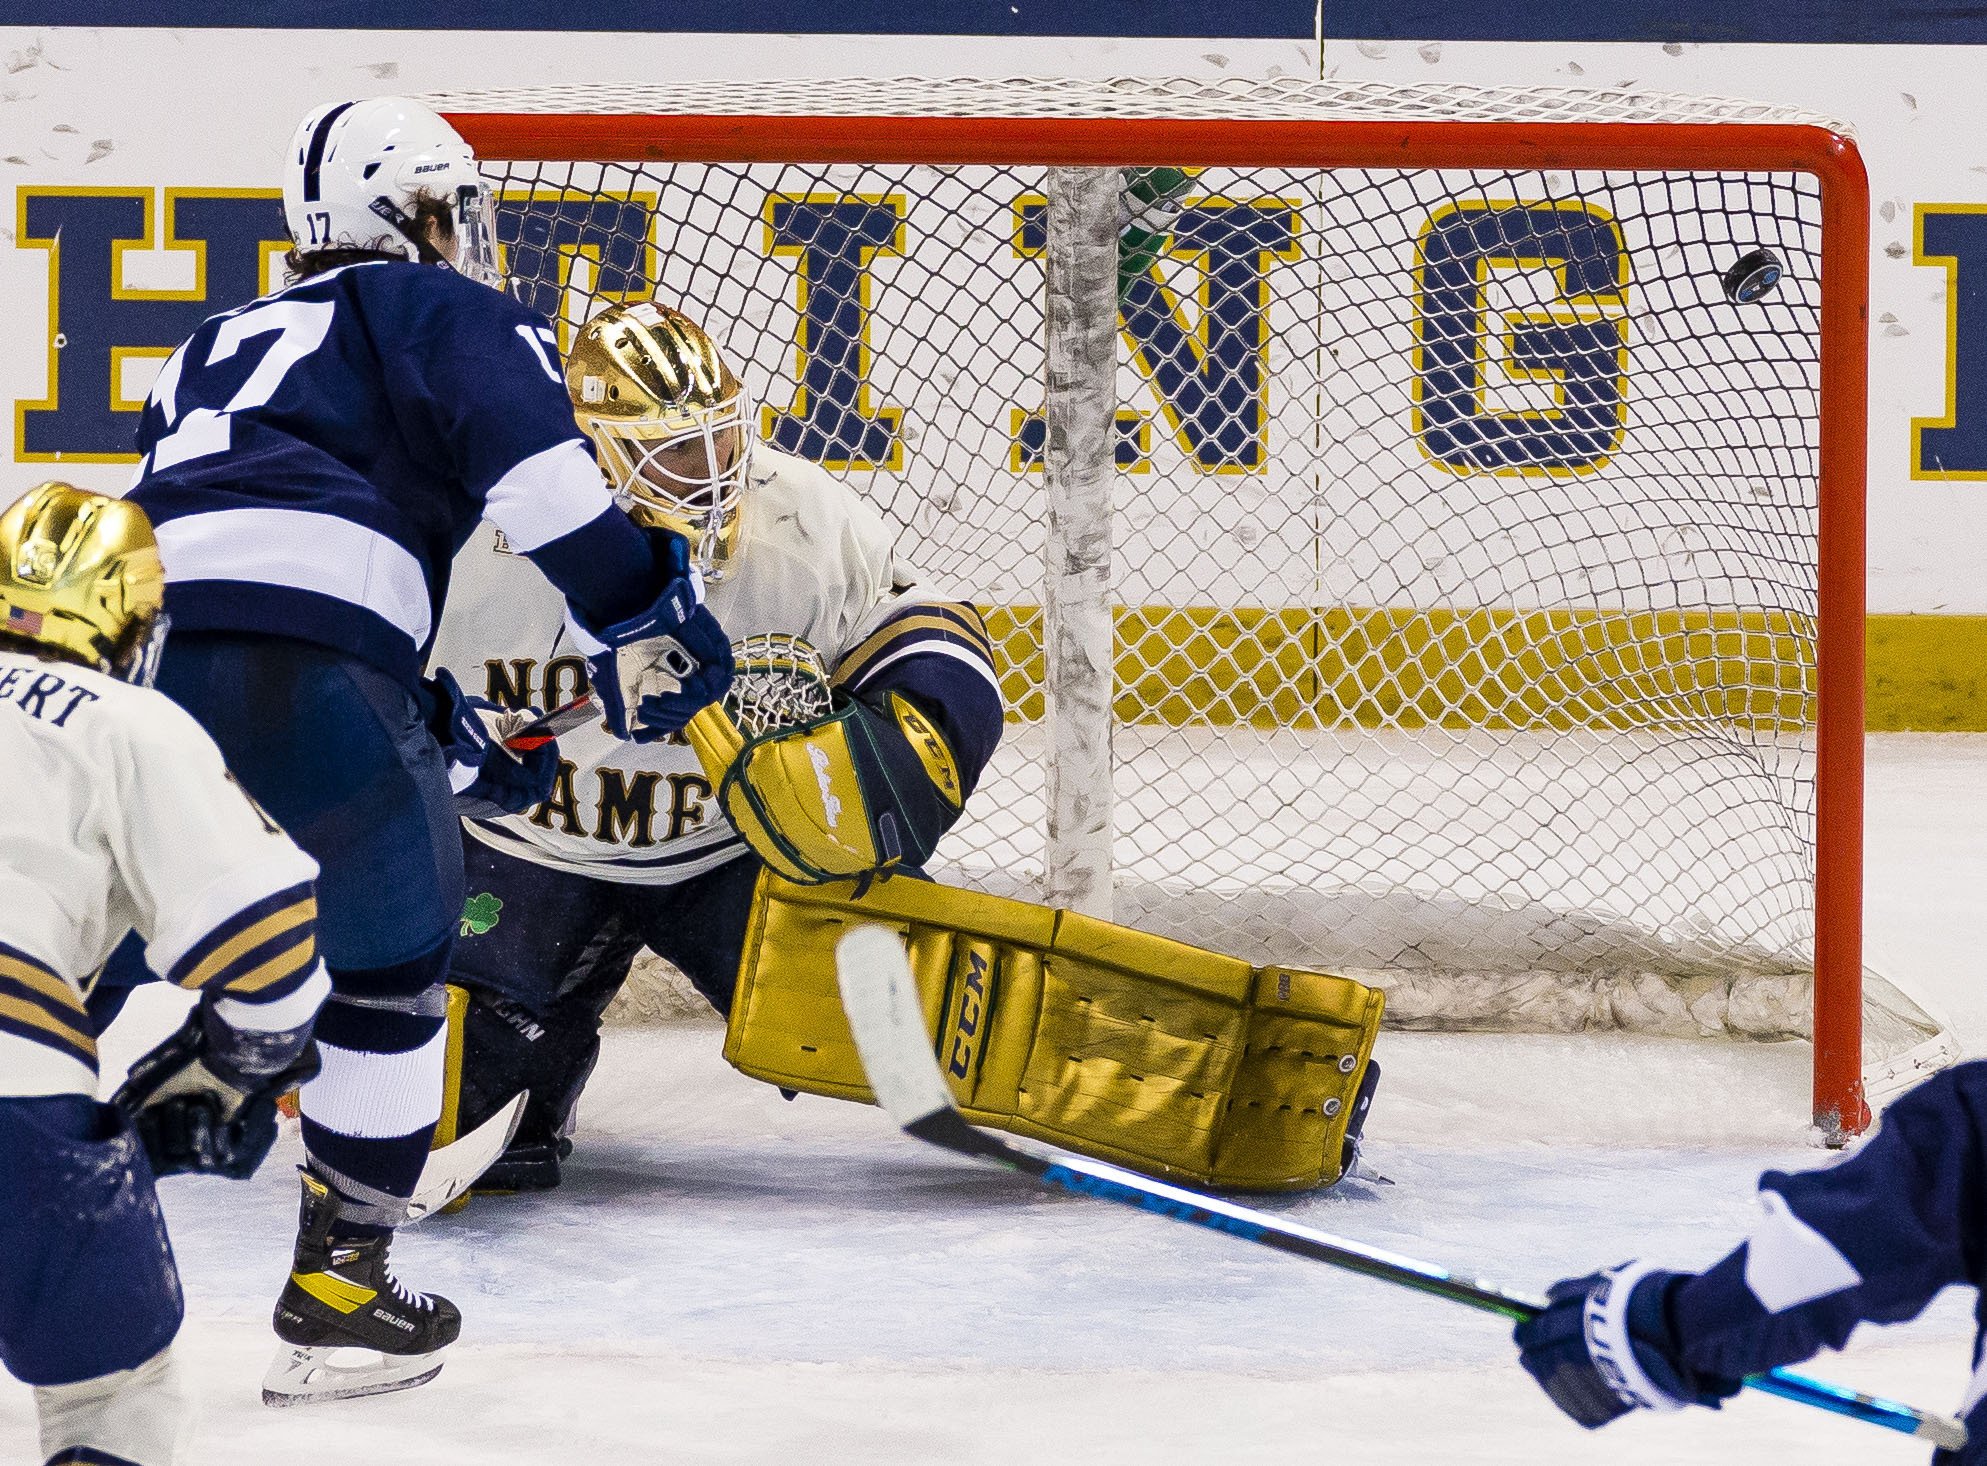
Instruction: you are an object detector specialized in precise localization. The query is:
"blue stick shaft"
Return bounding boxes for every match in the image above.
[1743,1369,1968,1450]
[1020,1152,1964,1451]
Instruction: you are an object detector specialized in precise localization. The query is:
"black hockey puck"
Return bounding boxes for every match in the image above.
[1722,247,1784,304]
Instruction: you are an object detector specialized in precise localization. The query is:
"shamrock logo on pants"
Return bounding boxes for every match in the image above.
[460,892,503,937]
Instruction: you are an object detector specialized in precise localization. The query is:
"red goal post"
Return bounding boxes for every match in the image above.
[435,77,1879,1134]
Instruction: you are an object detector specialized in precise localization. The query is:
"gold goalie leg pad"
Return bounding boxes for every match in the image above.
[723,872,1385,1191]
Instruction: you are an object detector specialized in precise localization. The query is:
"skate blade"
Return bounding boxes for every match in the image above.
[261,1343,444,1407]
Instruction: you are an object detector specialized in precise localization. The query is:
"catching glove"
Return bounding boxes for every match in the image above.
[112,1004,322,1180]
[565,528,733,743]
[424,667,560,820]
[685,687,965,883]
[1513,1261,1741,1429]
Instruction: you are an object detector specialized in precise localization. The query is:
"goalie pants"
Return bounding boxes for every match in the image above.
[452,833,762,1016]
[133,631,460,1224]
[445,835,767,1142]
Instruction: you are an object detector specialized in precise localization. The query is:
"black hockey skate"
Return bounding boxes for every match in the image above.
[472,1130,570,1193]
[262,1168,462,1407]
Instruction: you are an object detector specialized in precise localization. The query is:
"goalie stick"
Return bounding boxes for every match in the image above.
[831,924,1968,1454]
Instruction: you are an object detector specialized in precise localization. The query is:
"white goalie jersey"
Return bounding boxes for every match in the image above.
[428,444,971,886]
[0,649,325,1098]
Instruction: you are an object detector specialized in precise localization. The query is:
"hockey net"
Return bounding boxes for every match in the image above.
[432,77,1952,1132]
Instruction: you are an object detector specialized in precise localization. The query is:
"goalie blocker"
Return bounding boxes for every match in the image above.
[727,871,1385,1192]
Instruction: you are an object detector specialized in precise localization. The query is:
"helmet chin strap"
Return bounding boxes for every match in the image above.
[367,196,450,266]
[695,516,729,583]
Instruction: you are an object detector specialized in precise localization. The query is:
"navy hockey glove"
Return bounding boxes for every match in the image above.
[424,667,560,820]
[1514,1262,1741,1429]
[566,527,734,743]
[631,604,732,738]
[112,1004,321,1180]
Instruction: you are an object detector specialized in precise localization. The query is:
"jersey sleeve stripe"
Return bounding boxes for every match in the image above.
[482,438,615,554]
[0,943,97,1070]
[894,600,994,649]
[840,638,1007,704]
[833,604,998,689]
[215,963,331,1033]
[0,997,96,1070]
[219,927,321,1000]
[0,957,91,1040]
[0,943,85,1016]
[168,884,317,992]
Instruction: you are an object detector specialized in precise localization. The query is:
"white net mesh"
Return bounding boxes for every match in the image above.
[722,633,834,738]
[434,79,1938,1067]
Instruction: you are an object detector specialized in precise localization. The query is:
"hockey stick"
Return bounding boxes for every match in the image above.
[497,695,595,753]
[404,1091,527,1224]
[832,925,1968,1454]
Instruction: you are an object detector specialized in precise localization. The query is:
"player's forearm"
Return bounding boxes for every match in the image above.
[1669,1060,1987,1380]
[525,504,663,628]
[167,882,330,1077]
[477,437,664,627]
[209,961,332,1076]
[1664,1249,1866,1381]
[852,669,1003,801]
[835,601,1006,798]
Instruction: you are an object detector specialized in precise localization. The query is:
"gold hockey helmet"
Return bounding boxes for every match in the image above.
[566,301,755,582]
[0,483,169,686]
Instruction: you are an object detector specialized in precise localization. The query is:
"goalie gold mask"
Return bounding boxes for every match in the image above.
[567,301,754,582]
[0,482,169,686]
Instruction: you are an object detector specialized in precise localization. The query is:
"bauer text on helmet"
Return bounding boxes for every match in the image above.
[282,97,503,289]
[566,301,756,582]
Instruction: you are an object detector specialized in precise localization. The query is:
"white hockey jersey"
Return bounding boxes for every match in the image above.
[429,445,976,886]
[0,649,324,1098]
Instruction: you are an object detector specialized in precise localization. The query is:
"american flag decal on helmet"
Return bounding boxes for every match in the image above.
[5,605,43,636]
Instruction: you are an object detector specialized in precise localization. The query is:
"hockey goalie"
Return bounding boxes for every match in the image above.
[425,299,1385,1197]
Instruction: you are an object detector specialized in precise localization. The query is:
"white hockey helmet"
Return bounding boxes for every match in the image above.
[282,97,502,288]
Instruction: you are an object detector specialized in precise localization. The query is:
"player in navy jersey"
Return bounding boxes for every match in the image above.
[1514,1059,1987,1461]
[123,97,731,1405]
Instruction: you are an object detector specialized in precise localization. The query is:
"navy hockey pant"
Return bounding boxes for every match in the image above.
[144,631,459,1227]
[0,1096,182,1387]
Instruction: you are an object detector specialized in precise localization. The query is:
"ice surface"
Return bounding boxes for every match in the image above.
[1,735,1980,1464]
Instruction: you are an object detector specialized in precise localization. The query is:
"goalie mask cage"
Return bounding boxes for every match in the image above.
[432,76,1927,1136]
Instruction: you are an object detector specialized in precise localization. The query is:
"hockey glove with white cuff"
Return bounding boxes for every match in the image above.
[1513,1262,1741,1429]
[424,667,561,820]
[112,1001,323,1180]
[685,686,965,883]
[566,527,733,743]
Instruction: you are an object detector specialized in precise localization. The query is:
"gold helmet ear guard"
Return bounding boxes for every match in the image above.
[565,300,755,582]
[0,483,169,687]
